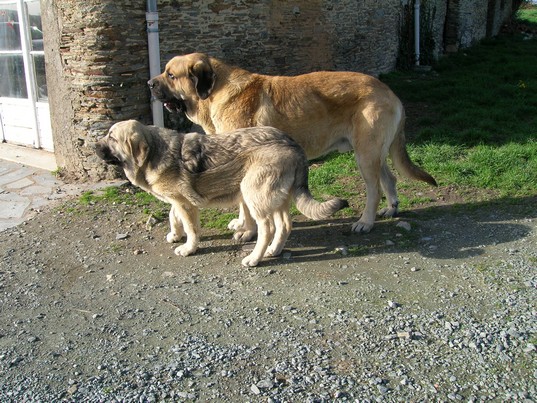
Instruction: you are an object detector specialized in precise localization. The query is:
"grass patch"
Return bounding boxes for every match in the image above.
[308,152,358,198]
[517,5,537,25]
[78,184,237,231]
[78,185,169,221]
[377,30,537,198]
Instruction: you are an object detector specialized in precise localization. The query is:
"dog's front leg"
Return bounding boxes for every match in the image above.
[166,205,185,243]
[229,202,257,242]
[171,203,200,256]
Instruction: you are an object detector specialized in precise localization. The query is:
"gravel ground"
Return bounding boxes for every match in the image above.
[0,191,536,402]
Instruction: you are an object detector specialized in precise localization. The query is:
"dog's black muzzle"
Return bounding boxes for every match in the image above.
[147,79,186,114]
[95,143,122,166]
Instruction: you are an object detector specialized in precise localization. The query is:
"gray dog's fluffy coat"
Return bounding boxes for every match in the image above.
[96,120,348,266]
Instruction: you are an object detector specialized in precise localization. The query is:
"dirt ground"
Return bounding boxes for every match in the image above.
[0,188,536,401]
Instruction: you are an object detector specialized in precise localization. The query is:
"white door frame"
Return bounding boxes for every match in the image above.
[0,0,51,150]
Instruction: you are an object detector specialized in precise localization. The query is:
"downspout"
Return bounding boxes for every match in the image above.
[146,0,164,127]
[414,0,421,66]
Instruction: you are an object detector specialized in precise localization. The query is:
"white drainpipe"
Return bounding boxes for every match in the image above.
[414,0,421,66]
[146,0,164,127]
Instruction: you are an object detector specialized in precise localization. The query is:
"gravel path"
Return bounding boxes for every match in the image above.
[0,194,535,401]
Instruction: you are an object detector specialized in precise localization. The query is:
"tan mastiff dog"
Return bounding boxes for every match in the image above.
[148,53,436,238]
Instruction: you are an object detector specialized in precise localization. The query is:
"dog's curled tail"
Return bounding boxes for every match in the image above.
[292,155,348,220]
[294,185,348,220]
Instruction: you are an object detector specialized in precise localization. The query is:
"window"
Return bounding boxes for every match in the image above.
[0,0,47,101]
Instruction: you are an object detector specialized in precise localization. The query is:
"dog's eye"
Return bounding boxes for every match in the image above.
[167,72,175,80]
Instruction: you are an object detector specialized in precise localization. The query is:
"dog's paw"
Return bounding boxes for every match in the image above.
[378,206,399,218]
[227,218,243,231]
[166,231,182,243]
[174,244,197,257]
[351,220,373,234]
[264,245,283,257]
[233,229,256,243]
[241,254,261,267]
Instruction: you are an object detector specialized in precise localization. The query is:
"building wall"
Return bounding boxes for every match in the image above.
[156,0,401,76]
[42,0,152,179]
[42,0,514,180]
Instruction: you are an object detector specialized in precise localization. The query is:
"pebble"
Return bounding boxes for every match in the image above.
[396,221,412,231]
[256,379,274,389]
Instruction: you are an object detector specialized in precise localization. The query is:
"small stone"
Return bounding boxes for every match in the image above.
[133,249,143,255]
[67,384,78,395]
[250,384,261,395]
[396,221,411,231]
[523,343,535,353]
[386,240,395,246]
[397,331,411,339]
[377,384,389,394]
[116,233,129,240]
[388,300,399,309]
[256,379,274,389]
[335,246,348,256]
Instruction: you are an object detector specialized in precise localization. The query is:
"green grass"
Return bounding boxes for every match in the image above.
[517,5,537,25]
[376,29,537,197]
[78,185,235,231]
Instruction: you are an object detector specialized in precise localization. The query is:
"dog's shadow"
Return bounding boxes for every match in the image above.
[194,194,536,266]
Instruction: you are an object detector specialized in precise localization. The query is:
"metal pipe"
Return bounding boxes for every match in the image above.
[146,0,164,127]
[414,0,420,66]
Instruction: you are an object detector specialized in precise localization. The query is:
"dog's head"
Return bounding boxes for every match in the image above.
[95,120,150,170]
[148,53,216,113]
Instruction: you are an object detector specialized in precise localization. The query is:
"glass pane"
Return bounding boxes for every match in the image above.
[0,54,27,98]
[33,53,46,100]
[26,1,42,51]
[0,4,21,51]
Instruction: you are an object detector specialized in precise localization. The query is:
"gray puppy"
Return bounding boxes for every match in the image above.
[96,120,348,267]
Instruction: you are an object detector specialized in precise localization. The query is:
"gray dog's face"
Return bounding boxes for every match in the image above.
[95,120,149,169]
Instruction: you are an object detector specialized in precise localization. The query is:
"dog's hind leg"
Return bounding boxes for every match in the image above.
[166,205,185,243]
[229,202,258,242]
[377,162,399,218]
[265,203,292,257]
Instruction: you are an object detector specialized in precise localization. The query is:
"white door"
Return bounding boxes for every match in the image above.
[0,0,53,151]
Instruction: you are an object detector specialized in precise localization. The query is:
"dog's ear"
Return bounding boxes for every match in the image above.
[126,131,149,167]
[133,139,149,167]
[189,59,215,100]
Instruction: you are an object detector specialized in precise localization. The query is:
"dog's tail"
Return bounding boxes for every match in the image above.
[389,113,437,187]
[293,160,348,220]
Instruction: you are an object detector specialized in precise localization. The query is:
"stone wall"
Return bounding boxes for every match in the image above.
[42,0,153,180]
[42,0,515,180]
[157,0,401,76]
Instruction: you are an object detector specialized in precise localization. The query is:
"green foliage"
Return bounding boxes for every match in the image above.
[381,32,537,196]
